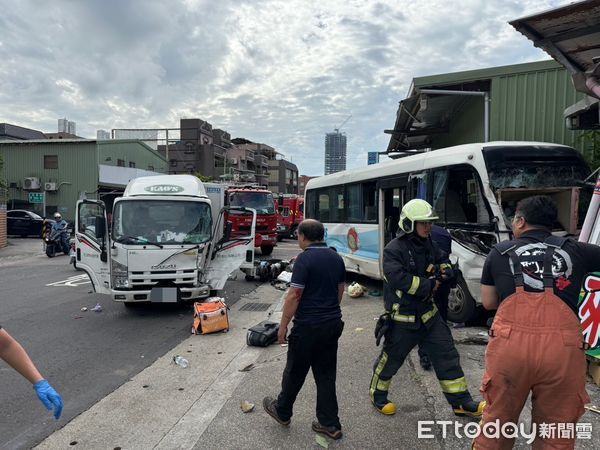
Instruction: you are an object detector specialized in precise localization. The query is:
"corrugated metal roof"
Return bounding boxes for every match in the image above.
[510,0,600,74]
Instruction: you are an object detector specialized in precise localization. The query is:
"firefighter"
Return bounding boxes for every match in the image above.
[370,199,484,417]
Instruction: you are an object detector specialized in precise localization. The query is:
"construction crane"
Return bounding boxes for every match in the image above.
[334,114,352,133]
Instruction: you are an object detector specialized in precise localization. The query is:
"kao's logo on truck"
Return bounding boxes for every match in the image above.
[145,184,184,194]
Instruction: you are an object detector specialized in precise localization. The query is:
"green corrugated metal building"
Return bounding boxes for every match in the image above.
[0,139,166,220]
[386,60,589,157]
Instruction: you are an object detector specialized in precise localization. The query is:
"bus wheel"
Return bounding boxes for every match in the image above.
[447,276,476,323]
[290,227,298,239]
[260,245,274,256]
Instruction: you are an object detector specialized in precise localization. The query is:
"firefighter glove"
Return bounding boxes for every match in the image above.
[375,313,391,346]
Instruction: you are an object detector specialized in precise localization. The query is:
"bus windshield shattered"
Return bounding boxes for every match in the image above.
[112,200,212,245]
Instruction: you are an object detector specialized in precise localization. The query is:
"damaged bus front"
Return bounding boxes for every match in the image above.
[305,142,591,323]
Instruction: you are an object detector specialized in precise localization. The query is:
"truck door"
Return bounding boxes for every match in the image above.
[203,207,256,290]
[75,200,111,295]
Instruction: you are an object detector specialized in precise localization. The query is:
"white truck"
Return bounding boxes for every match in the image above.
[74,175,256,306]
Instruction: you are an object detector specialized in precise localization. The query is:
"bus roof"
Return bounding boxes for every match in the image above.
[306,141,573,190]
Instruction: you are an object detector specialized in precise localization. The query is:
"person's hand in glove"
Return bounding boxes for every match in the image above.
[441,267,455,281]
[34,380,63,419]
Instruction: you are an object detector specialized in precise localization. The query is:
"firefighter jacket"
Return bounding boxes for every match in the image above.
[383,232,451,329]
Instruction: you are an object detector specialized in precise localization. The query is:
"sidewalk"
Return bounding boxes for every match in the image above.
[0,237,45,265]
[37,282,600,449]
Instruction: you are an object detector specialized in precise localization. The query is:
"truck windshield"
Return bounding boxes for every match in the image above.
[112,200,212,245]
[229,192,275,215]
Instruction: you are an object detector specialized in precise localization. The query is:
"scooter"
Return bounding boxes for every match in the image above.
[45,227,70,258]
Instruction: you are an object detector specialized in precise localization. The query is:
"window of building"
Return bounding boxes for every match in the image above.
[129,161,136,168]
[185,142,195,154]
[44,155,58,169]
[117,159,125,167]
[148,165,154,171]
[170,159,177,167]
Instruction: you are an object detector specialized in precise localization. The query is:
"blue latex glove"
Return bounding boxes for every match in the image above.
[33,380,63,419]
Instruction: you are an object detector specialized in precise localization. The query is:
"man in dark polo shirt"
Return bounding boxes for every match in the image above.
[263,219,345,440]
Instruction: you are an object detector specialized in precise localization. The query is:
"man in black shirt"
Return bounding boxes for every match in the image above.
[263,219,345,441]
[476,195,600,449]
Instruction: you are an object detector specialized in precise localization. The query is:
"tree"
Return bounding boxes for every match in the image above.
[195,173,214,183]
[579,130,600,172]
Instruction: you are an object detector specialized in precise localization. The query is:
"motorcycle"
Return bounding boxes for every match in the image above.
[45,227,70,258]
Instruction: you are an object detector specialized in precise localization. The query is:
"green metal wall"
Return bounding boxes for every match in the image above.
[490,67,585,146]
[416,60,587,152]
[98,140,167,172]
[0,141,98,220]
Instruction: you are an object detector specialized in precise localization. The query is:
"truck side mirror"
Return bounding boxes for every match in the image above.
[95,216,108,262]
[224,221,233,241]
[95,216,106,239]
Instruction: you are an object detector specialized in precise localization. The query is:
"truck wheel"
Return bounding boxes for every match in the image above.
[260,245,274,256]
[277,235,283,242]
[447,276,476,323]
[291,227,298,239]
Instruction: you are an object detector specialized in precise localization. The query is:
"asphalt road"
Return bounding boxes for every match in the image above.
[0,238,301,450]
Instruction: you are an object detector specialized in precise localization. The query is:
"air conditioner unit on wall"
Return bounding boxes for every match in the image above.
[44,182,57,191]
[23,177,40,190]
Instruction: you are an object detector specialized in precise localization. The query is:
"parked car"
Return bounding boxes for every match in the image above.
[6,210,53,237]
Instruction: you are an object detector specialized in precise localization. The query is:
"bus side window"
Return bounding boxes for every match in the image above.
[363,182,377,222]
[318,193,330,222]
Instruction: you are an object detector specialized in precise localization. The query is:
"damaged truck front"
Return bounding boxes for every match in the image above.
[74,175,256,307]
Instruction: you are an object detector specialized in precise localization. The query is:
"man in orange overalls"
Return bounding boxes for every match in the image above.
[476,195,600,449]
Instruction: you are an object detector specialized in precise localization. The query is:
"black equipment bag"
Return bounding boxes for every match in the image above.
[246,321,279,347]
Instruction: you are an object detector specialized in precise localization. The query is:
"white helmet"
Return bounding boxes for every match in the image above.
[54,212,62,220]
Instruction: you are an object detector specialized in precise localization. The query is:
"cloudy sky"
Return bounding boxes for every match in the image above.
[0,0,565,175]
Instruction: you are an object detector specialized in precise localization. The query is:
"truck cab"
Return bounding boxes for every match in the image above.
[206,183,277,256]
[276,194,304,239]
[74,175,256,306]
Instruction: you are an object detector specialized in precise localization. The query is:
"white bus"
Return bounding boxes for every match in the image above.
[305,141,591,322]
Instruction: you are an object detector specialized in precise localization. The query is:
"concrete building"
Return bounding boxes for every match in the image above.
[230,139,272,187]
[157,118,228,180]
[97,129,111,140]
[299,175,318,196]
[324,131,347,174]
[58,118,76,135]
[0,139,167,221]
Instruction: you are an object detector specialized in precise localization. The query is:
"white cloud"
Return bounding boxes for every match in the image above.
[0,0,565,175]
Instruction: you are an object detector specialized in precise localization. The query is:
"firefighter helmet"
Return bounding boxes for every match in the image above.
[398,199,438,234]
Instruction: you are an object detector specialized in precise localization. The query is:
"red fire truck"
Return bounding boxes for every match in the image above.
[276,194,304,240]
[208,184,277,255]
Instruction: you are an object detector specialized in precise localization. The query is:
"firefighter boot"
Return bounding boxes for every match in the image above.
[453,400,486,418]
[371,389,397,415]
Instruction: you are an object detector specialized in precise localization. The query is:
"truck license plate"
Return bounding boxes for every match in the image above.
[150,287,179,303]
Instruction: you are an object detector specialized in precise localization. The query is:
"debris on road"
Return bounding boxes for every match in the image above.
[315,434,329,448]
[173,355,189,368]
[348,282,365,298]
[239,363,255,372]
[240,400,255,413]
[454,333,489,346]
[91,303,102,312]
[80,307,88,312]
[585,404,600,415]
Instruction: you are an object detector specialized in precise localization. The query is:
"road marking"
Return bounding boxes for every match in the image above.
[46,274,91,287]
